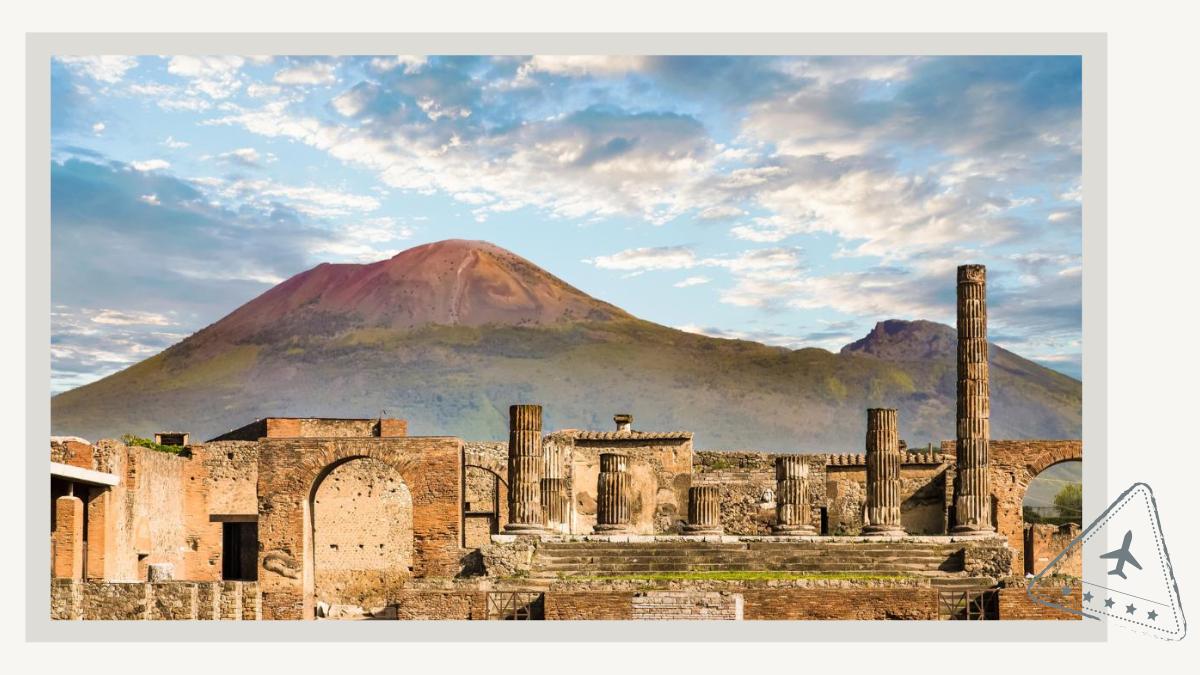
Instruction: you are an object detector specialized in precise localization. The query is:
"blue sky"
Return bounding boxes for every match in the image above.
[49,55,1082,393]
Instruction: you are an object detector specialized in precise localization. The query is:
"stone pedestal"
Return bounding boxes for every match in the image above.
[504,404,546,534]
[593,453,632,534]
[773,456,816,535]
[863,408,905,536]
[682,486,723,535]
[952,265,995,534]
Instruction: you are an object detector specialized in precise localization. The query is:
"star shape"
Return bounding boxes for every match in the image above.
[1083,591,1094,603]
[1147,610,1158,621]
[1126,603,1137,615]
[1104,597,1115,608]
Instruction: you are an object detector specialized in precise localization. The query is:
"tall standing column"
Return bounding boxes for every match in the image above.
[953,264,995,534]
[682,486,723,535]
[773,456,817,535]
[504,404,545,534]
[593,453,632,534]
[863,408,905,536]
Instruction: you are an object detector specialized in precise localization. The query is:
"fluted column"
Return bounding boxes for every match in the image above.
[863,408,905,536]
[504,404,545,533]
[953,264,995,534]
[593,453,632,534]
[682,486,723,535]
[540,433,568,531]
[773,456,816,535]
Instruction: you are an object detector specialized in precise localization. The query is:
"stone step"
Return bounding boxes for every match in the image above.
[535,561,957,573]
[532,552,945,562]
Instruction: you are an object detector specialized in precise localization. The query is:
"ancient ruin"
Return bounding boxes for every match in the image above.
[49,265,1082,621]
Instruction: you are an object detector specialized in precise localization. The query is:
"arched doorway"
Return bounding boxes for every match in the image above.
[1021,459,1082,575]
[310,457,413,612]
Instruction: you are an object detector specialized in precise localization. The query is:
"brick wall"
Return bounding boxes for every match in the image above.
[255,436,462,620]
[1026,523,1082,576]
[390,590,486,620]
[312,457,413,609]
[544,591,635,620]
[742,588,939,620]
[998,585,1082,620]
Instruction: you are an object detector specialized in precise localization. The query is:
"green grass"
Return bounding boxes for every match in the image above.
[561,571,918,582]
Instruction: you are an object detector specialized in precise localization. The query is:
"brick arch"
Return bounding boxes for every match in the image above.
[986,440,1083,575]
[256,437,462,619]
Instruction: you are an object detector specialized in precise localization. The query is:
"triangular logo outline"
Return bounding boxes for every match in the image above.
[1028,482,1186,640]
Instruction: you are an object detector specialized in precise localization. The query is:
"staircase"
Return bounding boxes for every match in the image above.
[531,540,972,579]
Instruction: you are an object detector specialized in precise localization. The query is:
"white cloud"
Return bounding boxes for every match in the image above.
[129,159,170,172]
[369,55,426,74]
[91,308,173,326]
[588,246,698,272]
[216,147,274,167]
[674,276,711,288]
[332,86,372,116]
[167,55,245,99]
[215,177,380,218]
[520,55,648,78]
[57,56,139,83]
[161,136,189,149]
[139,194,160,205]
[275,62,337,86]
[697,205,746,220]
[246,82,283,98]
[92,121,105,134]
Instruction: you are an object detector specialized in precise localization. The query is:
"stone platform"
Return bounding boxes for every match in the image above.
[485,534,1012,581]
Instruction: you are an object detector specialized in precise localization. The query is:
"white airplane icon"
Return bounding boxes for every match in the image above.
[1100,529,1143,580]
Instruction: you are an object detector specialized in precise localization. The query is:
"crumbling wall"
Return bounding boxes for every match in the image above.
[51,579,260,620]
[1026,523,1082,577]
[825,459,949,535]
[693,451,824,535]
[565,434,692,534]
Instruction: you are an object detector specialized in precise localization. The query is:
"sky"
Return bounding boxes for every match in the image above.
[49,55,1082,394]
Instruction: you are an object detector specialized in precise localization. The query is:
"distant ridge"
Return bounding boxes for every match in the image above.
[52,239,1081,450]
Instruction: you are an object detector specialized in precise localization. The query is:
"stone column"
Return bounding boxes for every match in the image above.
[863,408,905,536]
[773,456,816,535]
[593,453,632,534]
[682,486,723,535]
[953,264,995,534]
[540,431,568,531]
[504,404,545,533]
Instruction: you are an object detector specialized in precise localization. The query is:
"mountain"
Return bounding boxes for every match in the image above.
[51,239,1082,451]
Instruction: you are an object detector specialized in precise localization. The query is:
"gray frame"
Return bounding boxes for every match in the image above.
[26,32,1106,642]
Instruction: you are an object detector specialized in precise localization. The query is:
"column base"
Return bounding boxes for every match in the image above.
[503,523,547,535]
[949,524,996,537]
[681,525,724,536]
[592,524,633,534]
[771,524,818,535]
[861,524,906,536]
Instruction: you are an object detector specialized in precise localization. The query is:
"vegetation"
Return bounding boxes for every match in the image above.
[120,434,185,455]
[1053,482,1082,520]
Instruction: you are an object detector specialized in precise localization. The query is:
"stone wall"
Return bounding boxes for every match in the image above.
[631,591,743,620]
[825,460,949,535]
[1025,523,1082,576]
[562,432,693,534]
[312,456,414,609]
[51,578,260,620]
[463,441,508,545]
[997,582,1081,619]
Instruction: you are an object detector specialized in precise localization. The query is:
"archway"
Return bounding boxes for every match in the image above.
[986,440,1083,575]
[310,457,413,612]
[1021,459,1082,575]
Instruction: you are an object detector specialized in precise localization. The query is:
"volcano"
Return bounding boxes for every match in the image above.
[51,239,1081,450]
